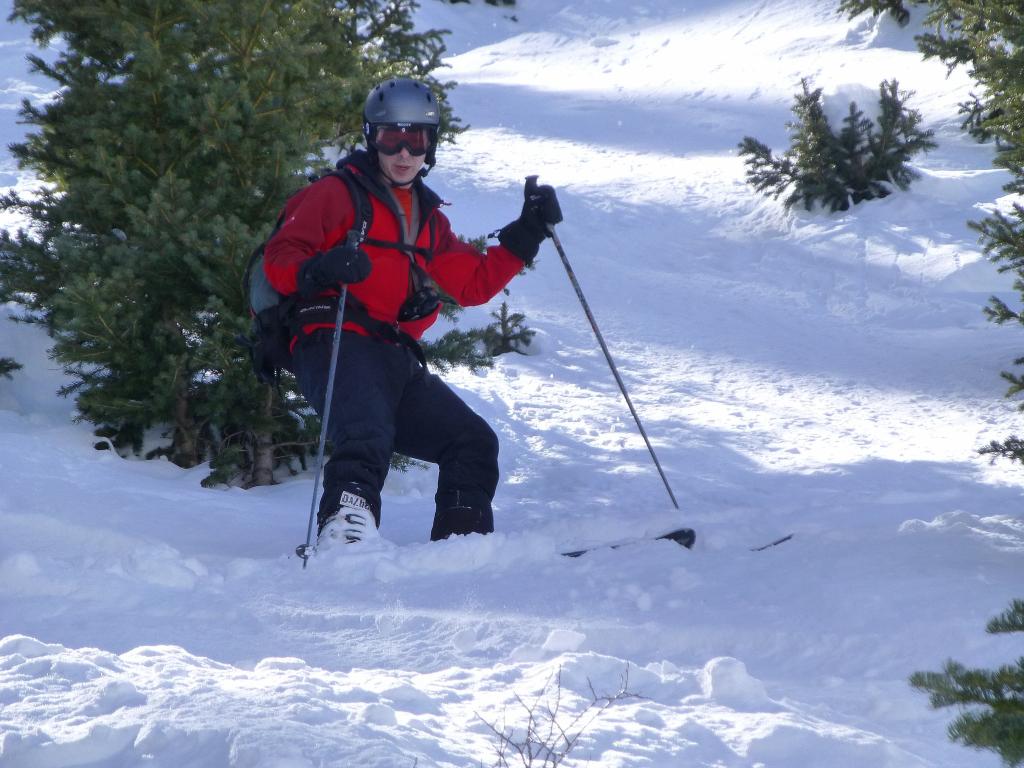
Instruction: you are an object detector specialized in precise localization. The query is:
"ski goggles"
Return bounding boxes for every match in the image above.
[373,124,433,156]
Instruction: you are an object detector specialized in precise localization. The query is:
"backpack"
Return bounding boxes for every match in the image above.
[237,167,373,385]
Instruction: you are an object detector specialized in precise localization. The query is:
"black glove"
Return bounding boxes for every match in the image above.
[296,236,371,296]
[498,176,563,265]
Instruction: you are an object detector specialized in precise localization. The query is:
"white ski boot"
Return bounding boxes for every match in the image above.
[317,489,381,550]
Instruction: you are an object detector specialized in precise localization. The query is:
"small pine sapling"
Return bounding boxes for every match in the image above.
[482,301,535,356]
[739,77,935,212]
[739,79,847,211]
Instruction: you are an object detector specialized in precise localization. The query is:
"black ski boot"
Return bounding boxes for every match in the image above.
[430,488,494,541]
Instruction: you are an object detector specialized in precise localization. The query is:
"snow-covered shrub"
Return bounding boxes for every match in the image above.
[738,78,935,212]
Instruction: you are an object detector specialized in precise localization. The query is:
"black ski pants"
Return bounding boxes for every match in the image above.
[292,329,498,539]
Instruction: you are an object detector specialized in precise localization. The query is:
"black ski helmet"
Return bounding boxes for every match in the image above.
[363,78,440,174]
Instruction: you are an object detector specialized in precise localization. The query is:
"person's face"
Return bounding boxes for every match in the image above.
[373,125,431,186]
[377,147,425,187]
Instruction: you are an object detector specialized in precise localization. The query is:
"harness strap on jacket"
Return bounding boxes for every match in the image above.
[287,293,427,369]
[361,237,434,261]
[343,292,428,368]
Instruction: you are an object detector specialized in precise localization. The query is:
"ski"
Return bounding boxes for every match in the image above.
[298,528,791,560]
[561,526,696,558]
[750,533,794,551]
[297,527,697,561]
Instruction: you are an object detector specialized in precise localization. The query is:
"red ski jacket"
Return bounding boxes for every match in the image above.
[263,152,525,342]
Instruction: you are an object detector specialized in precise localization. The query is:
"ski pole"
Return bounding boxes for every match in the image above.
[298,284,348,569]
[547,224,680,510]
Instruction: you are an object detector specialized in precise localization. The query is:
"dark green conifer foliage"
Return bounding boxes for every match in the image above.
[915,3,1012,145]
[786,80,850,212]
[957,92,1004,145]
[871,80,938,191]
[0,0,452,486]
[837,101,886,204]
[0,358,21,379]
[910,11,1024,762]
[425,327,492,374]
[917,2,1023,171]
[0,261,20,377]
[910,600,1024,766]
[918,4,1024,467]
[423,297,536,372]
[739,80,848,211]
[422,233,535,371]
[736,137,798,203]
[838,0,924,26]
[481,301,534,356]
[739,78,934,212]
[916,3,975,73]
[422,235,493,373]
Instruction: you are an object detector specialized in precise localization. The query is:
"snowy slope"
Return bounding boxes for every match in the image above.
[2,1,1023,766]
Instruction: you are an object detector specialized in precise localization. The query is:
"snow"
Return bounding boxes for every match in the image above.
[1,0,1021,766]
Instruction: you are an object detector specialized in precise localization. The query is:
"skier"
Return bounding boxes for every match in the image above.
[264,77,561,548]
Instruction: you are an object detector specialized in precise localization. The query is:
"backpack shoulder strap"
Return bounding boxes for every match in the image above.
[322,166,373,244]
[426,211,436,261]
[333,167,437,262]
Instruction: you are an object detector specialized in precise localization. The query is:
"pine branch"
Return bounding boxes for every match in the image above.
[737,137,797,200]
[988,601,1024,634]
[911,600,1024,766]
[0,358,23,380]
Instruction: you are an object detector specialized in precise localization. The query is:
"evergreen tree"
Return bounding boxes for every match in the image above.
[918,4,1024,465]
[738,80,849,212]
[910,600,1024,766]
[481,300,535,355]
[0,0,453,486]
[739,78,934,212]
